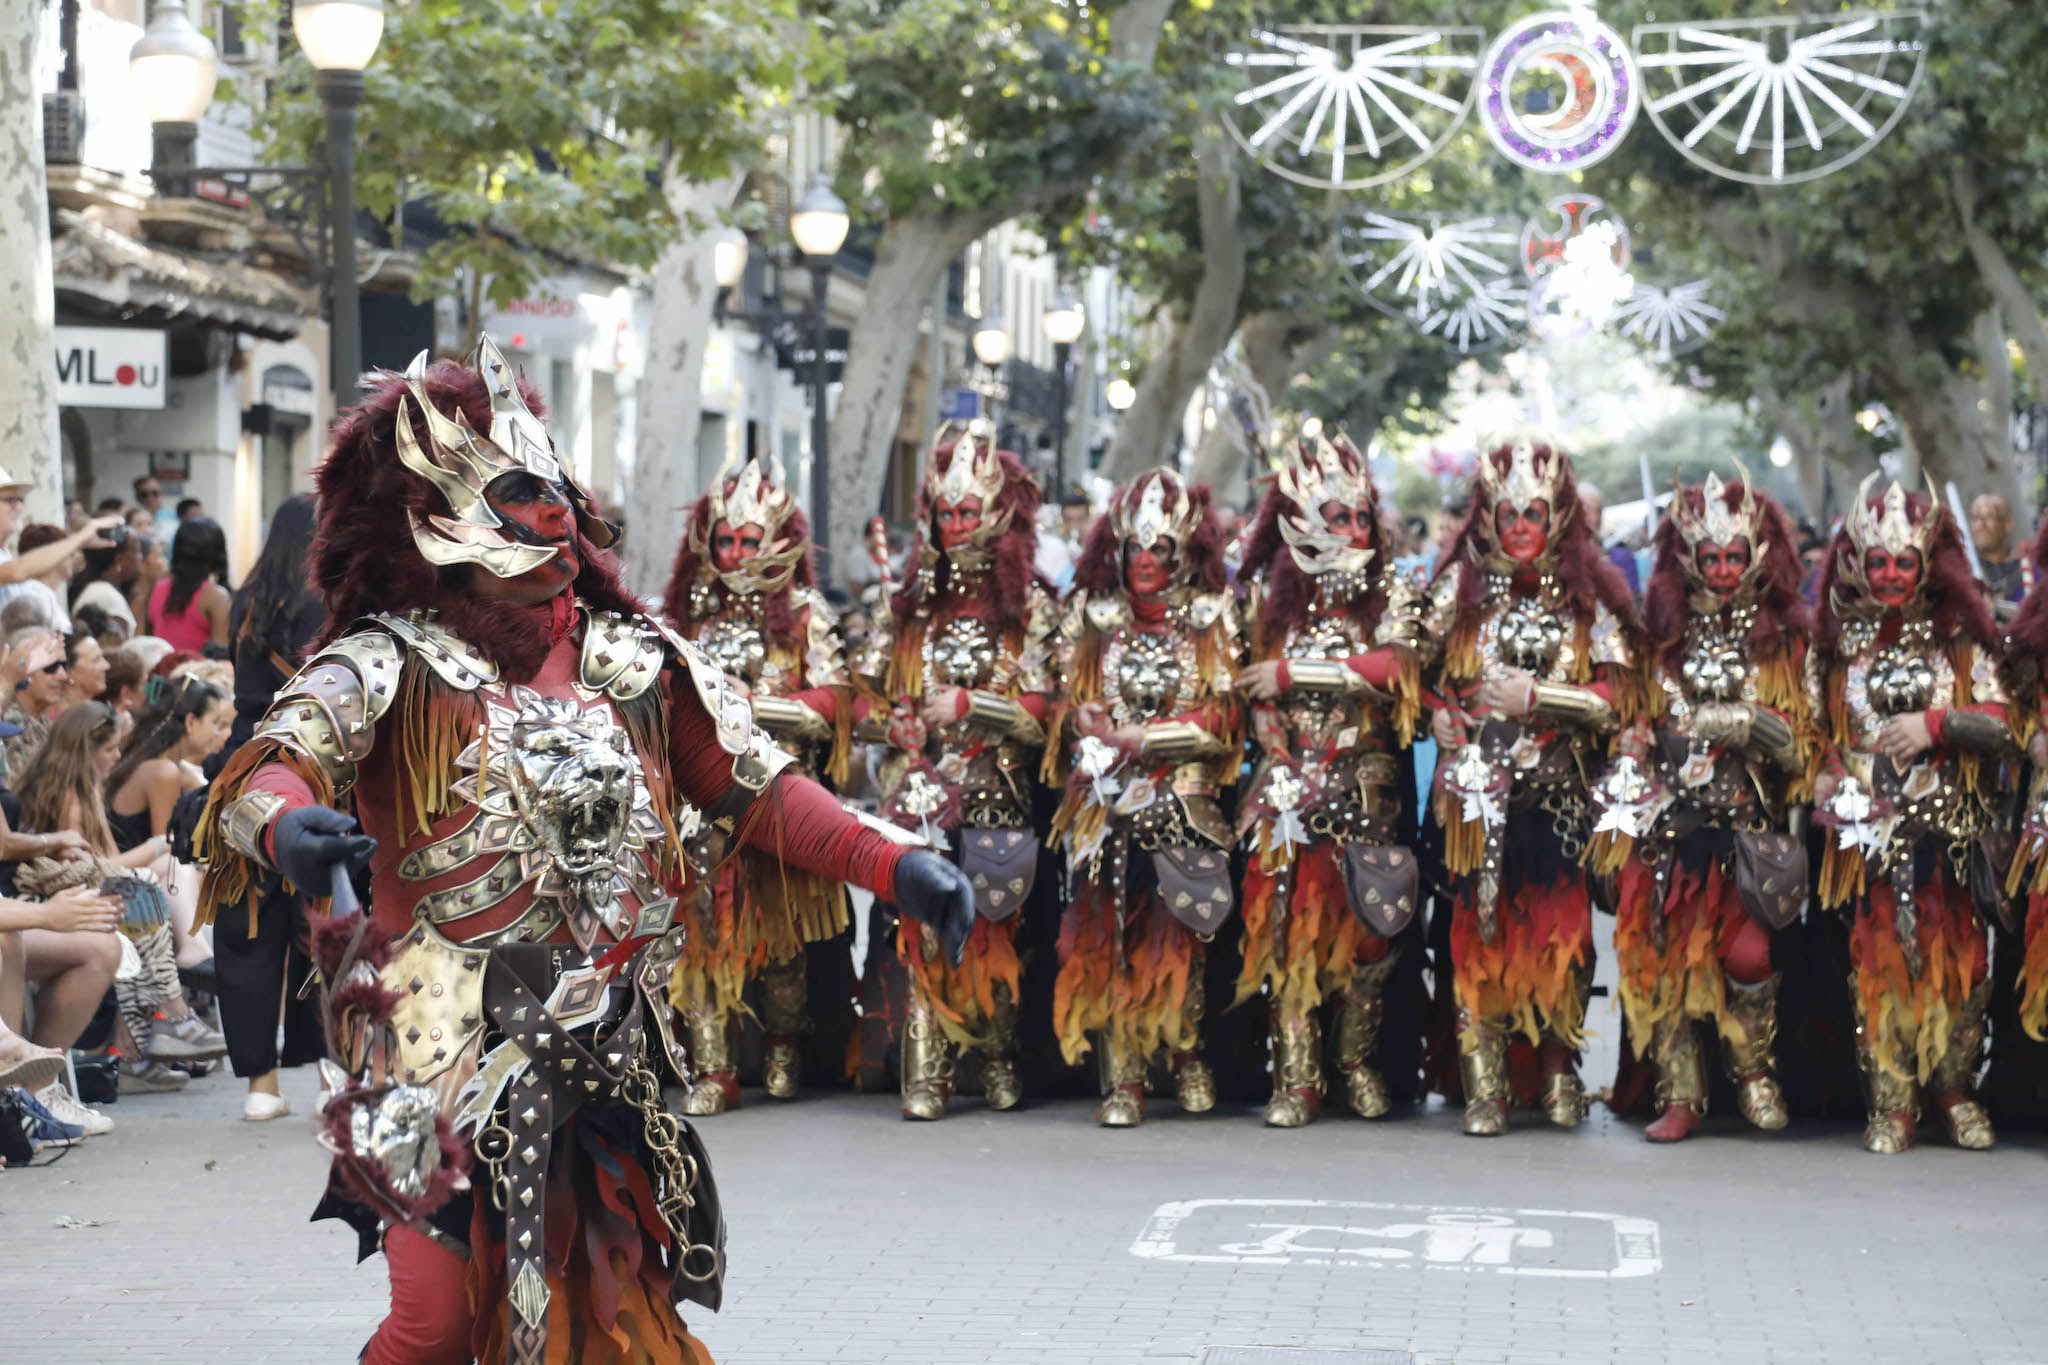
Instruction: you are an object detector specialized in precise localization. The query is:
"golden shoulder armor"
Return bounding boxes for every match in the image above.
[378,612,501,691]
[250,627,405,796]
[1085,595,1131,635]
[676,636,756,755]
[580,608,665,700]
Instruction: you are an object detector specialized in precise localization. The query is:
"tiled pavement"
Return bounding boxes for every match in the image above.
[5,1057,2045,1365]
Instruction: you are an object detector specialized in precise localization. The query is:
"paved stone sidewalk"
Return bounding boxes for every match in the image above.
[4,1063,2044,1365]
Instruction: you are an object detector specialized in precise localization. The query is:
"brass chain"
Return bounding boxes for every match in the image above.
[624,1055,719,1283]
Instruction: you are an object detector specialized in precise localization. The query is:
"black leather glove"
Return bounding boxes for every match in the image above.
[892,850,975,967]
[272,805,376,903]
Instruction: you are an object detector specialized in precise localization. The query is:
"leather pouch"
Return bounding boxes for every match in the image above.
[1152,843,1234,934]
[958,827,1039,921]
[1969,829,2019,934]
[1340,842,1420,937]
[1734,830,1807,930]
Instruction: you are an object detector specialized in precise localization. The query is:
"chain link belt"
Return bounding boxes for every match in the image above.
[478,944,722,1365]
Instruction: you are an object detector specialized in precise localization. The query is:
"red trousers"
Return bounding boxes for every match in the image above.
[362,1225,472,1365]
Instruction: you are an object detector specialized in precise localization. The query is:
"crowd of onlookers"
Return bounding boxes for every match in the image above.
[0,472,316,1162]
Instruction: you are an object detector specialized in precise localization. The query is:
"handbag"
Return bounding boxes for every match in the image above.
[1340,842,1420,937]
[1151,844,1234,934]
[102,875,170,937]
[1733,830,1807,930]
[957,828,1038,922]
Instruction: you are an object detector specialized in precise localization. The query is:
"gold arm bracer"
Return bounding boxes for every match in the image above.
[1282,659,1368,695]
[218,790,289,869]
[750,695,833,745]
[1942,709,2018,757]
[1528,681,1616,733]
[966,690,1046,745]
[1139,720,1228,763]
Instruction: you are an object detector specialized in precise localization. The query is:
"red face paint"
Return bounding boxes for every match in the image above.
[1125,543,1173,597]
[474,472,579,604]
[1695,538,1752,597]
[712,520,765,574]
[1495,499,1550,565]
[1865,547,1923,608]
[1320,499,1377,551]
[935,497,984,550]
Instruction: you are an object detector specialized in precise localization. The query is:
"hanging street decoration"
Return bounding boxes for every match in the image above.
[1222,25,1485,189]
[1478,8,1640,172]
[1632,11,1927,185]
[1611,279,1725,357]
[1518,193,1630,279]
[1343,214,1524,354]
[1227,7,1924,186]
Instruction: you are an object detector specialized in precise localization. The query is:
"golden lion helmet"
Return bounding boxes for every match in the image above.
[1670,463,1769,598]
[1275,431,1377,577]
[685,450,805,595]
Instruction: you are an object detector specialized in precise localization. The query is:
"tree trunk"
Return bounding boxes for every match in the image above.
[1766,374,1865,522]
[622,175,739,598]
[1102,125,1246,482]
[1952,164,2048,407]
[1867,311,2017,509]
[0,13,62,523]
[824,207,1005,572]
[1976,306,2014,462]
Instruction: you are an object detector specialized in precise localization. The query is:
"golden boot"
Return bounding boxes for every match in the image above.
[1262,1003,1324,1128]
[979,982,1023,1112]
[1335,952,1399,1119]
[681,1009,739,1116]
[1458,1008,1510,1137]
[900,989,955,1122]
[1854,995,1919,1155]
[757,955,807,1101]
[1095,1039,1147,1128]
[1644,1016,1706,1143]
[1539,960,1592,1128]
[1721,974,1788,1131]
[1171,962,1215,1114]
[1930,979,1995,1151]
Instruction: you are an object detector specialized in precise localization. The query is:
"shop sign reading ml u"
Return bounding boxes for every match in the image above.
[54,326,167,410]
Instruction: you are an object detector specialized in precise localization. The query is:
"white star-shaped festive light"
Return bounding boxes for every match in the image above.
[1345,213,1526,354]
[1633,10,1928,184]
[1224,25,1484,189]
[1611,278,1725,358]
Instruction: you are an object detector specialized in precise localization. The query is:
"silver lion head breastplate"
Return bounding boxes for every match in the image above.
[508,699,636,904]
[1105,630,1189,724]
[1864,644,1936,717]
[1494,596,1566,673]
[926,615,997,688]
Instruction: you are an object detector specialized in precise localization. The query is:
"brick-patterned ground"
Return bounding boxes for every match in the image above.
[5,1057,2042,1365]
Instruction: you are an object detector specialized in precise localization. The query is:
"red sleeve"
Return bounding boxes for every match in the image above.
[1346,648,1403,690]
[1017,691,1047,722]
[790,686,838,723]
[1582,680,1615,707]
[1925,708,1947,745]
[248,762,316,861]
[741,774,905,898]
[669,677,903,898]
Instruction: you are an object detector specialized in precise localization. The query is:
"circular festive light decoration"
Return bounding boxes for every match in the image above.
[1478,9,1640,172]
[1518,194,1631,279]
[1223,25,1485,191]
[1633,10,1927,186]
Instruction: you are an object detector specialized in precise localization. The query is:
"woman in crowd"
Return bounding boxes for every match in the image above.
[1229,434,1423,1127]
[10,523,81,632]
[99,644,146,717]
[1809,477,2011,1154]
[13,703,226,1093]
[852,423,1059,1120]
[2007,515,2048,1044]
[130,535,170,632]
[148,518,230,652]
[69,534,141,640]
[1597,471,1812,1142]
[1049,468,1242,1127]
[1421,436,1642,1136]
[108,672,232,972]
[207,495,326,1121]
[60,630,109,711]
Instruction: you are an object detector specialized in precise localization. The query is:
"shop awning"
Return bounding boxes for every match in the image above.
[50,209,314,341]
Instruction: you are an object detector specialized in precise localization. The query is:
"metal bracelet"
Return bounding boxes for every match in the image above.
[965,690,1044,745]
[1941,709,2016,757]
[219,790,289,867]
[1528,682,1616,732]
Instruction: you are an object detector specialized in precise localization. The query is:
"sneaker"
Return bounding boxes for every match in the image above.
[242,1091,293,1122]
[11,1087,84,1148]
[0,1049,65,1095]
[35,1081,114,1137]
[144,1015,228,1063]
[119,1059,191,1094]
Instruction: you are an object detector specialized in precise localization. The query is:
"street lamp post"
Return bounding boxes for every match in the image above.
[970,314,1011,434]
[1041,293,1085,500]
[788,174,851,565]
[132,0,385,402]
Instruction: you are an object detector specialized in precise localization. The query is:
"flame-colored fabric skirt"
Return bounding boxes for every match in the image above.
[1053,881,1199,1066]
[1849,866,1986,1082]
[899,915,1023,1050]
[670,851,847,1019]
[462,1113,713,1365]
[2023,891,2048,1041]
[1236,842,1389,1017]
[1449,874,1592,1049]
[1613,855,1751,1045]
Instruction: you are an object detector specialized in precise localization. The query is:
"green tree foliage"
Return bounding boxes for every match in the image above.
[230,0,796,308]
